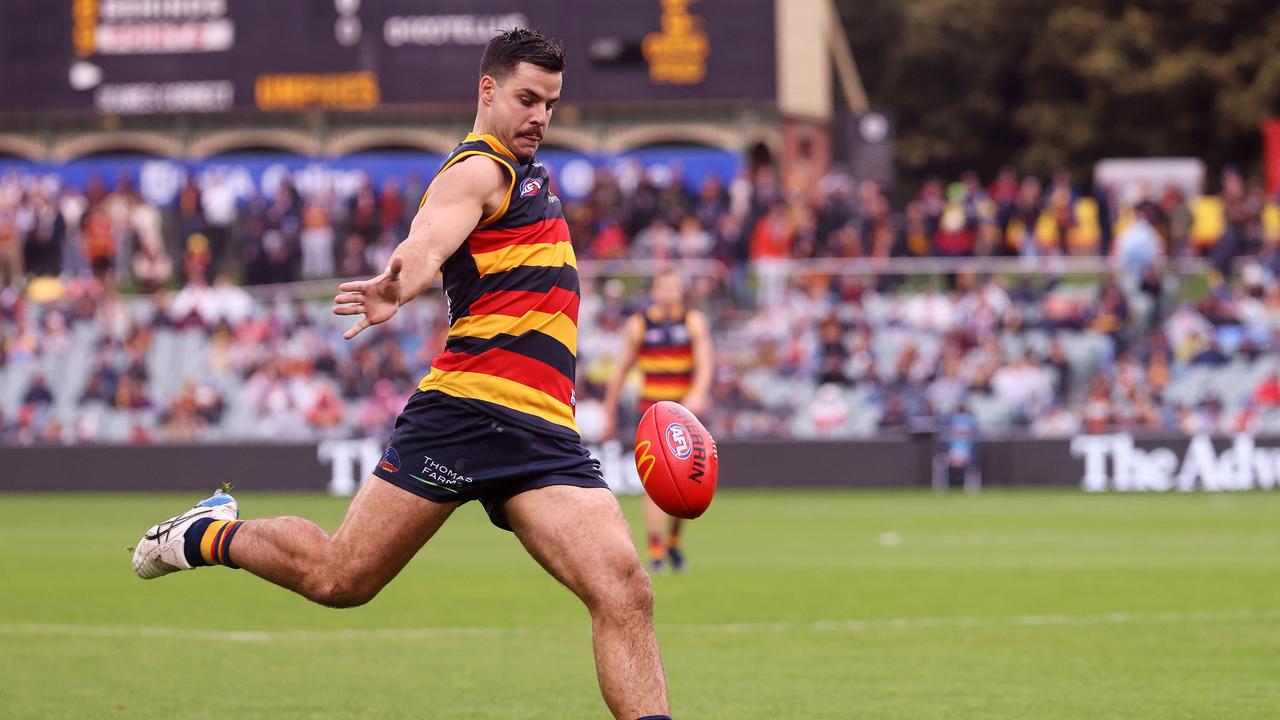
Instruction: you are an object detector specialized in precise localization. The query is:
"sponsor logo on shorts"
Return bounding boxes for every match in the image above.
[378,447,401,473]
[520,177,544,197]
[665,423,691,460]
[413,455,475,492]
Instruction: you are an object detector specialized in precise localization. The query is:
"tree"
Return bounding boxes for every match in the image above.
[836,0,1280,189]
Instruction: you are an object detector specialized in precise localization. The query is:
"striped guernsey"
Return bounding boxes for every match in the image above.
[636,307,695,407]
[416,133,580,438]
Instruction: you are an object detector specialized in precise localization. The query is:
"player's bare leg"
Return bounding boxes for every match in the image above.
[135,479,458,608]
[230,478,458,607]
[506,485,669,719]
[642,493,685,572]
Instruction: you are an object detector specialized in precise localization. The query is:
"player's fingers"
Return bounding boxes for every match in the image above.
[334,292,363,304]
[338,280,369,292]
[387,256,403,281]
[332,304,364,316]
[343,318,370,340]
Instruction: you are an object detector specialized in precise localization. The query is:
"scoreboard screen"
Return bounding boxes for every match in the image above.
[0,0,776,115]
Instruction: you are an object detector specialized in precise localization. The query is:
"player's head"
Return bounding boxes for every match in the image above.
[477,28,565,164]
[650,266,685,310]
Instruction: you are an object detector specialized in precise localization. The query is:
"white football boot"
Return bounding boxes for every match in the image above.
[132,489,239,579]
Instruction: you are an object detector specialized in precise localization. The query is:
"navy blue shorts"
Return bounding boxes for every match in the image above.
[371,390,607,531]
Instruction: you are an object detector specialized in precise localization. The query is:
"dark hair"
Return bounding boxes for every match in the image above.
[480,28,565,79]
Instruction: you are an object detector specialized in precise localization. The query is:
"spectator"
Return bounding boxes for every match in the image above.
[337,233,370,278]
[942,406,979,488]
[809,383,849,436]
[23,190,66,277]
[1254,372,1280,407]
[81,356,119,404]
[23,372,55,407]
[300,201,335,279]
[749,202,794,306]
[114,375,151,411]
[1190,338,1229,367]
[132,228,174,294]
[1115,204,1162,282]
[990,352,1054,422]
[350,176,379,243]
[379,177,406,237]
[176,175,205,247]
[200,170,238,274]
[814,316,849,386]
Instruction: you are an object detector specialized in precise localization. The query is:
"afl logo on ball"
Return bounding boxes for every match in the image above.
[665,423,692,460]
[520,177,544,197]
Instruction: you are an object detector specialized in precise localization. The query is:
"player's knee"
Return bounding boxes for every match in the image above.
[592,559,653,620]
[625,564,655,617]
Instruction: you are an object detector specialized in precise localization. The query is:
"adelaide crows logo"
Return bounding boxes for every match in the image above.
[520,177,544,197]
[378,447,401,473]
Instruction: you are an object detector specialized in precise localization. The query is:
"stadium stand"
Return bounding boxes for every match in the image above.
[2,159,1280,445]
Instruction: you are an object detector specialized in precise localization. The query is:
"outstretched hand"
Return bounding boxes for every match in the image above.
[333,256,404,340]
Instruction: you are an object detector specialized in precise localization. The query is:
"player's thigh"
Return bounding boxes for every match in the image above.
[327,475,460,586]
[504,485,644,604]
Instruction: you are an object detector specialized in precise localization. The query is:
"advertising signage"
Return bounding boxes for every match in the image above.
[0,0,776,115]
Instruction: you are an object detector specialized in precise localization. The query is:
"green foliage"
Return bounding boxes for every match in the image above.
[837,0,1280,185]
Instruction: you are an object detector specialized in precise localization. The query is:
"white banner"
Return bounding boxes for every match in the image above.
[1071,433,1280,492]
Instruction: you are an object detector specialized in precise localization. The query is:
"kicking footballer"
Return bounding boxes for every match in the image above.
[131,28,673,720]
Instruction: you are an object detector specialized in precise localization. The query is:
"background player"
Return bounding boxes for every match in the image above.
[603,267,713,572]
[131,29,672,720]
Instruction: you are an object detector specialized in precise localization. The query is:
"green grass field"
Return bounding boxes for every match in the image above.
[1,489,1278,719]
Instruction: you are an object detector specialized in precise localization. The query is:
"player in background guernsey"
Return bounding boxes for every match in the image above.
[603,267,713,572]
[131,29,673,720]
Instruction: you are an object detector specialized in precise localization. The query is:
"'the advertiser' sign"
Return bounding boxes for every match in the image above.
[1071,434,1280,492]
[0,0,775,115]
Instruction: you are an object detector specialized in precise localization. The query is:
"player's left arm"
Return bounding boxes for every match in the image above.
[682,309,713,416]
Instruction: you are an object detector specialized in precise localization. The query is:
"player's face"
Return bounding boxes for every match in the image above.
[486,62,561,164]
[651,274,683,308]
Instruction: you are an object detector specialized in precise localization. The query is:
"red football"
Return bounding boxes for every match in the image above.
[634,401,719,519]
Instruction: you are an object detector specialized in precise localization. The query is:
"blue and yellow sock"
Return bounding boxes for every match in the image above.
[183,518,245,569]
[647,533,665,564]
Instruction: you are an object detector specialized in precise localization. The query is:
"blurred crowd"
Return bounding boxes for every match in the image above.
[0,278,446,445]
[670,268,1280,441]
[2,156,1280,445]
[2,159,1279,291]
[0,169,420,291]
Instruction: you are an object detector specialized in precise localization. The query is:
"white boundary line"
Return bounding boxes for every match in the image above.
[0,609,1276,644]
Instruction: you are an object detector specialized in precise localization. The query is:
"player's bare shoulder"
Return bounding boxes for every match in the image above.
[685,308,711,337]
[625,310,649,342]
[426,154,512,221]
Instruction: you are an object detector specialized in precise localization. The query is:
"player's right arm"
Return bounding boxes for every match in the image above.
[332,157,509,339]
[601,312,646,441]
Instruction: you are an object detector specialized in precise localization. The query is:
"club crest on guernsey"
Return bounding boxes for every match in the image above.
[378,447,401,473]
[520,177,544,197]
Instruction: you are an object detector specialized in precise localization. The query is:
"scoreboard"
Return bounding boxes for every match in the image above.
[0,0,776,115]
